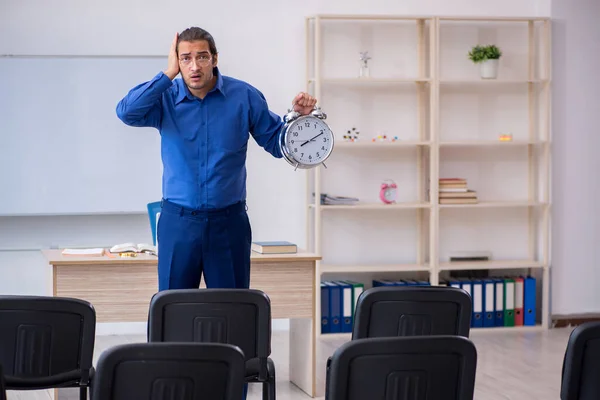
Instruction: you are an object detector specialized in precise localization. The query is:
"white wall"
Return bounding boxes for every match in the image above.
[0,0,551,333]
[550,0,600,315]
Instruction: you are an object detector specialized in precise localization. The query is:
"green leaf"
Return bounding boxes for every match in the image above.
[468,44,502,63]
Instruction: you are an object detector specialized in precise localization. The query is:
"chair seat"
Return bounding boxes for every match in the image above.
[245,357,275,381]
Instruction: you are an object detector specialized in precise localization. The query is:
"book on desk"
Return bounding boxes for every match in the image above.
[251,241,297,254]
[61,242,158,257]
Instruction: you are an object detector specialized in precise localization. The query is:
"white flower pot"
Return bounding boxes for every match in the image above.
[479,59,499,79]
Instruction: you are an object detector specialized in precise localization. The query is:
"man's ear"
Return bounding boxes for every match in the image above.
[212,53,219,67]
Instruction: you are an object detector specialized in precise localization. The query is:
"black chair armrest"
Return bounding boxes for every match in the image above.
[6,370,87,390]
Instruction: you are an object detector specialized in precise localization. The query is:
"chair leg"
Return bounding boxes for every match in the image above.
[263,359,276,400]
[79,386,87,400]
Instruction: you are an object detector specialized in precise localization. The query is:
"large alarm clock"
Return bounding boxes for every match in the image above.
[278,106,334,170]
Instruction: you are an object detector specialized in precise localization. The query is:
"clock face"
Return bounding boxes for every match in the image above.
[284,116,334,166]
[384,188,397,201]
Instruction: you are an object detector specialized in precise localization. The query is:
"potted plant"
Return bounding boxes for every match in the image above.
[468,44,502,79]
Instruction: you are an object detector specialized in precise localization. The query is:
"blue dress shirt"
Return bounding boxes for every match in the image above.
[116,67,284,210]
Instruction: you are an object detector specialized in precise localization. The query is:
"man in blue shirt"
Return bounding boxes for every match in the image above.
[116,27,316,294]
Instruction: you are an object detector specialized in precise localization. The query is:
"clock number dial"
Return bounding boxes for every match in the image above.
[284,117,333,166]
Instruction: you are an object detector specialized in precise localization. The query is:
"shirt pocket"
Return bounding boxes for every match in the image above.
[211,113,249,152]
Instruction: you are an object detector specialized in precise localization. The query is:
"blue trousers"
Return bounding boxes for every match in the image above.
[156,198,251,399]
[157,198,251,290]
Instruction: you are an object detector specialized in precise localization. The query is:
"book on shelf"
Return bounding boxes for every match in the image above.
[438,177,478,204]
[314,193,359,205]
[251,241,297,254]
[448,251,491,262]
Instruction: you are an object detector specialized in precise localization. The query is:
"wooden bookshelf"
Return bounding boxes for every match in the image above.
[304,15,551,335]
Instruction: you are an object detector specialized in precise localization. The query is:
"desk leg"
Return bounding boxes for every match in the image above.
[289,317,316,397]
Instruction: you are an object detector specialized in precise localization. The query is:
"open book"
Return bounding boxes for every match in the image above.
[109,243,157,255]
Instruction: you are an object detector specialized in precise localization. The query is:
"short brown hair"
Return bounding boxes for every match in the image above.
[177,27,218,56]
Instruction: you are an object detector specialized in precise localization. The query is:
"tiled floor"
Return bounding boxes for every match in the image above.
[7,326,574,399]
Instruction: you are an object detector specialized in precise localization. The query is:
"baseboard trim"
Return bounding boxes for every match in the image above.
[551,313,600,328]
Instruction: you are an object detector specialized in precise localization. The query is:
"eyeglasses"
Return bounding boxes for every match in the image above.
[179,54,212,67]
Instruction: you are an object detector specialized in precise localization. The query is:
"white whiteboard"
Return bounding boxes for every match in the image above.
[0,56,166,215]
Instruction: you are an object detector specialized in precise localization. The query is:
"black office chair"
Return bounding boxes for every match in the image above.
[560,321,600,400]
[325,285,472,389]
[326,335,477,400]
[353,285,472,339]
[148,289,276,400]
[0,295,96,400]
[91,342,246,400]
[0,363,7,400]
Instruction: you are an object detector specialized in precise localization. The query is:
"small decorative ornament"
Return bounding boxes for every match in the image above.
[499,134,513,142]
[344,127,360,142]
[380,179,398,204]
[359,51,371,78]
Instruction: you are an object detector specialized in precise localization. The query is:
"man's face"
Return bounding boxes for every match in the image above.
[177,40,217,92]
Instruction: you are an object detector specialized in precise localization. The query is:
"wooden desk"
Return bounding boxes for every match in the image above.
[42,249,321,397]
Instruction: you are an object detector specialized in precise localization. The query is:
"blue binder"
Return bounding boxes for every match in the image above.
[320,282,330,334]
[456,279,473,326]
[483,279,495,327]
[524,276,537,326]
[325,281,342,333]
[493,278,505,327]
[372,279,397,287]
[448,280,461,289]
[471,279,483,328]
[334,281,353,333]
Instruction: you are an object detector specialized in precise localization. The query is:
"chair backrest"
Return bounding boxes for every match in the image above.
[0,295,95,389]
[327,336,477,400]
[148,289,271,361]
[147,201,161,246]
[0,363,7,400]
[91,342,246,400]
[352,286,472,339]
[561,321,600,400]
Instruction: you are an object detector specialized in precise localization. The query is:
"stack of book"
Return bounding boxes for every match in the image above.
[438,178,478,204]
[315,193,359,206]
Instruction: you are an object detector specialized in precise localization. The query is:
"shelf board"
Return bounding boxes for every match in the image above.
[320,264,431,273]
[439,140,546,147]
[470,325,545,333]
[335,140,431,148]
[319,324,545,340]
[308,14,434,21]
[438,201,547,209]
[439,260,545,271]
[309,77,430,85]
[310,202,431,210]
[440,78,548,84]
[438,16,549,22]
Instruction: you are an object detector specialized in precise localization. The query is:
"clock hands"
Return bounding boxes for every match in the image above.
[300,131,325,147]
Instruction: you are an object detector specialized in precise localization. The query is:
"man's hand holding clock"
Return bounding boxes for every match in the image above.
[292,92,318,115]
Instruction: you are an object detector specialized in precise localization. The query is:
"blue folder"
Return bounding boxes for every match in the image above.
[333,281,353,333]
[471,279,483,328]
[320,282,330,334]
[524,276,537,326]
[493,278,505,327]
[483,279,495,327]
[324,281,342,333]
[372,279,397,287]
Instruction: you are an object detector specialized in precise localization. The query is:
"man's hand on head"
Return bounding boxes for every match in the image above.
[164,33,180,80]
[292,92,317,115]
